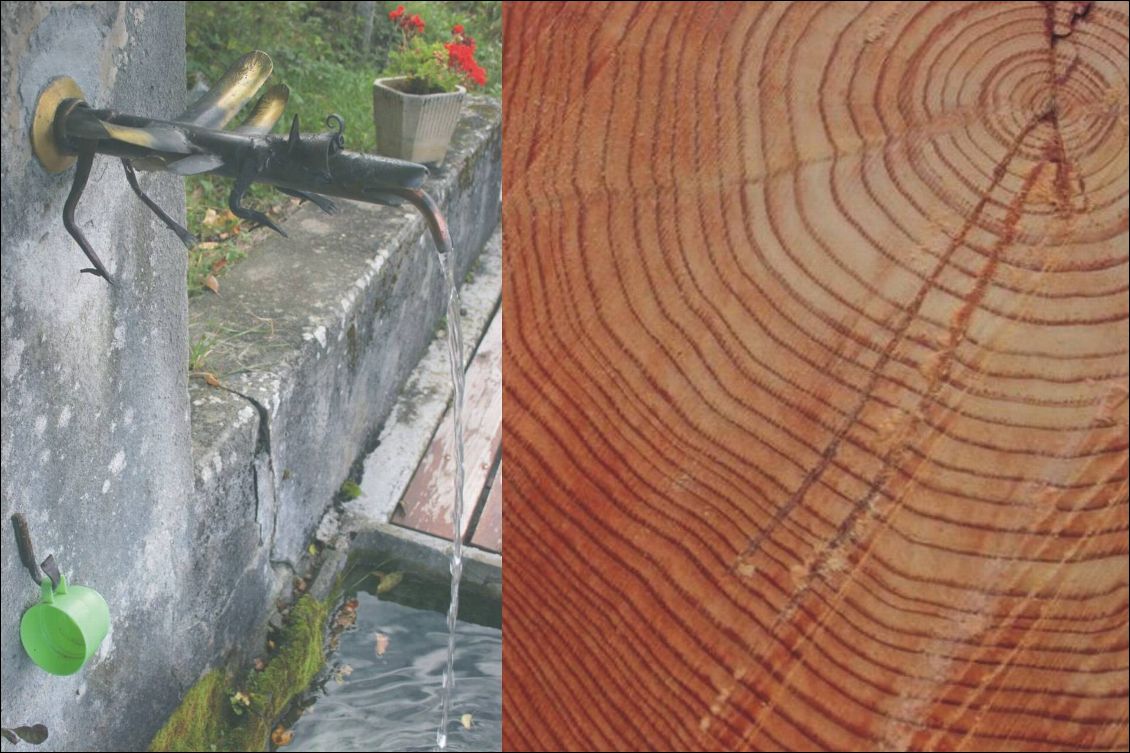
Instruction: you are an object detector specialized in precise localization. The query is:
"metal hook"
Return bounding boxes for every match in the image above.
[11,513,60,588]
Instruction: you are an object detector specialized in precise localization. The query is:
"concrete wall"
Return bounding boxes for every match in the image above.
[1,6,503,750]
[1,4,194,751]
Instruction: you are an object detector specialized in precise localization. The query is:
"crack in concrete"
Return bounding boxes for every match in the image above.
[217,384,276,550]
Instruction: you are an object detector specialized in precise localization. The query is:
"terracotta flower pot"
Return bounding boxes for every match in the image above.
[373,76,466,166]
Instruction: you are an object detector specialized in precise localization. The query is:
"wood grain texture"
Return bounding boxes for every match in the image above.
[501,1,1129,750]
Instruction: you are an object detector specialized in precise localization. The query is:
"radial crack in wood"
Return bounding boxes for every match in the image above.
[501,2,1129,751]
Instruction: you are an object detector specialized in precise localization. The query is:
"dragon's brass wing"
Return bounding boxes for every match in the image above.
[234,84,289,135]
[166,84,291,176]
[174,50,273,129]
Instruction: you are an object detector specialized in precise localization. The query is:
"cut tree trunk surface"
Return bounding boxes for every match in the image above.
[501,2,1128,750]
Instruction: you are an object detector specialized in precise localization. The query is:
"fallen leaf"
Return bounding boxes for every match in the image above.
[229,691,252,716]
[333,599,358,629]
[21,725,49,745]
[461,713,473,730]
[201,372,222,388]
[333,663,354,684]
[2,725,48,745]
[376,571,403,594]
[271,725,294,746]
[294,577,307,593]
[196,241,219,250]
[211,258,227,273]
[202,207,220,227]
[374,632,390,656]
[253,658,266,672]
[266,639,276,651]
[204,274,220,295]
[307,543,318,556]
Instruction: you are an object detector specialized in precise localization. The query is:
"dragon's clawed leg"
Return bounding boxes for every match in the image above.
[277,187,338,215]
[122,159,196,248]
[62,141,115,285]
[229,158,288,237]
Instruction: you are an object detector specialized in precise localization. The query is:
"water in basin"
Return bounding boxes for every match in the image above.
[277,569,500,752]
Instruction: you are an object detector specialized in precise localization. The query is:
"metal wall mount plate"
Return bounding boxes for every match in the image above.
[31,76,86,173]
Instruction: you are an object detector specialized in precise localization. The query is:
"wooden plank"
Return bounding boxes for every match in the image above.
[500,1,1130,751]
[471,462,502,553]
[393,309,502,541]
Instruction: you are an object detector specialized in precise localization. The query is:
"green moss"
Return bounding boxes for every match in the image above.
[247,595,328,722]
[345,323,360,372]
[458,159,476,191]
[340,480,362,500]
[149,596,329,752]
[148,669,231,752]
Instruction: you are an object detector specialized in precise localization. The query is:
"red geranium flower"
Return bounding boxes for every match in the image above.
[452,24,464,34]
[388,5,404,20]
[408,14,425,32]
[444,41,488,87]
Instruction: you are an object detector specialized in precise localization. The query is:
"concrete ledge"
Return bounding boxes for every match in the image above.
[175,97,500,701]
[344,229,501,534]
[353,524,502,596]
[339,228,503,584]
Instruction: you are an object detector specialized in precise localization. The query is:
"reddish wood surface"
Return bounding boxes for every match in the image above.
[471,463,503,553]
[501,2,1129,750]
[393,310,502,541]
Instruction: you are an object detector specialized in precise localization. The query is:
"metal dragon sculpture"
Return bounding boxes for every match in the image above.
[30,51,451,285]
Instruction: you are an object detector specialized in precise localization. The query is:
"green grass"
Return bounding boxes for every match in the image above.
[188,331,217,372]
[183,174,277,296]
[184,2,500,293]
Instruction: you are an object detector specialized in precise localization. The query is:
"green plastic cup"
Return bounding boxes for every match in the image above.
[20,575,109,675]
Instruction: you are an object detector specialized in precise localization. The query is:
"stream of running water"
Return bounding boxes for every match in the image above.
[434,248,466,751]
